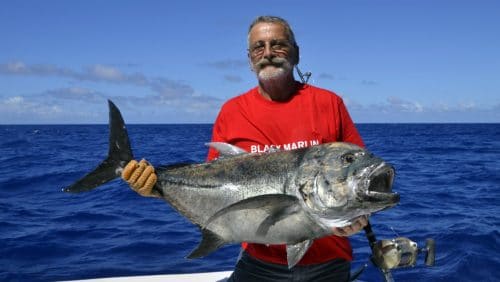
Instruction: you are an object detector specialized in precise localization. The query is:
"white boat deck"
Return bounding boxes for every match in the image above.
[64,271,232,282]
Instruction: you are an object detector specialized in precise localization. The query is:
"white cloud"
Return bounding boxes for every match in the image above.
[0,95,76,123]
[457,101,476,111]
[345,95,500,123]
[0,61,149,85]
[361,80,378,86]
[386,96,424,113]
[4,62,27,73]
[87,65,124,81]
[5,96,25,105]
[0,61,221,123]
[223,74,243,83]
[2,61,497,123]
[44,87,105,104]
[202,59,248,70]
[317,73,335,80]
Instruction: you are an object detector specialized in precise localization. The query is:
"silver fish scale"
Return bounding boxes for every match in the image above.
[155,150,306,226]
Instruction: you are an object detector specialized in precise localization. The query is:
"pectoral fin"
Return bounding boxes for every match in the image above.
[286,240,313,268]
[188,195,302,259]
[255,199,302,237]
[205,194,301,235]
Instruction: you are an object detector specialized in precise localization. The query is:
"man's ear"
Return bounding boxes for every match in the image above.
[248,52,255,72]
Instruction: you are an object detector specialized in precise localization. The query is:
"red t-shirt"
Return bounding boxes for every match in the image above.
[207,82,365,266]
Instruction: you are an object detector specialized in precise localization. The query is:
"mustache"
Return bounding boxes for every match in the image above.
[254,57,290,69]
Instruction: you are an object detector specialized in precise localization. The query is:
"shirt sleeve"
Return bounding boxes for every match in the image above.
[338,99,365,148]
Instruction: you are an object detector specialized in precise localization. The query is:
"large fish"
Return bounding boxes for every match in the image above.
[64,100,399,268]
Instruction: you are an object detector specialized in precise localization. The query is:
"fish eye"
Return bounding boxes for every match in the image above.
[342,153,356,164]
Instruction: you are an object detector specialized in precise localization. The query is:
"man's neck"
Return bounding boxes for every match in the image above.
[258,74,297,102]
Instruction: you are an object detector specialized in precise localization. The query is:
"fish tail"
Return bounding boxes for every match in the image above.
[63,100,134,193]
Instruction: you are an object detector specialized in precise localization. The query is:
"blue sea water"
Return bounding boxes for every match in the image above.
[0,123,499,282]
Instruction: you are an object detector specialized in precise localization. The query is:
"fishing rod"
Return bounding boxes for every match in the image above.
[364,221,436,281]
[295,65,311,84]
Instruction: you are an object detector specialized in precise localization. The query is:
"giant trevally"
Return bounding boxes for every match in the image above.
[64,100,399,268]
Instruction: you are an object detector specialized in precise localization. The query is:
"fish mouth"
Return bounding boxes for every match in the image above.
[364,163,399,205]
[369,163,394,193]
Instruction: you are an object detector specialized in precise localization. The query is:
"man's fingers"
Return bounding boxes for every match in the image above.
[358,215,368,228]
[138,173,157,196]
[121,160,138,181]
[332,215,370,237]
[333,227,348,237]
[128,159,147,186]
[349,216,367,233]
[121,159,159,197]
[145,173,157,191]
[135,165,155,188]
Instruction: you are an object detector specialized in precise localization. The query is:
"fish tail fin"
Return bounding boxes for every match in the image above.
[63,100,133,193]
[187,228,226,259]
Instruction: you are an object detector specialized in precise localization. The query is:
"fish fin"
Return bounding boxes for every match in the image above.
[349,264,367,281]
[187,228,226,259]
[256,199,302,237]
[63,100,134,193]
[205,142,247,157]
[286,240,313,269]
[205,194,301,237]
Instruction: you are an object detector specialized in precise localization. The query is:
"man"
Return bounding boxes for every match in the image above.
[122,16,367,282]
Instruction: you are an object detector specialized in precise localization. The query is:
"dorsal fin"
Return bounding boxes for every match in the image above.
[205,142,247,157]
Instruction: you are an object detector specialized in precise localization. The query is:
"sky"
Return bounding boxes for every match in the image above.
[1,0,499,124]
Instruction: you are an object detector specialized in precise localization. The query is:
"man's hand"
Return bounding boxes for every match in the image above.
[332,215,369,237]
[121,159,159,197]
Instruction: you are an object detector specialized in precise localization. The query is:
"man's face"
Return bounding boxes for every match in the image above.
[248,22,297,81]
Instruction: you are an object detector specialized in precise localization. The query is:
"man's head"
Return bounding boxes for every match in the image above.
[247,16,299,82]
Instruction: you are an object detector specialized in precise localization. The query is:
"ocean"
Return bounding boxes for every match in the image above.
[0,123,498,282]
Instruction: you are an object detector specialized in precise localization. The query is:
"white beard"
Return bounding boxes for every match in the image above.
[257,62,293,82]
[258,66,286,80]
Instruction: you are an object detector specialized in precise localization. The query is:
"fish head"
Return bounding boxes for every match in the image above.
[296,142,399,227]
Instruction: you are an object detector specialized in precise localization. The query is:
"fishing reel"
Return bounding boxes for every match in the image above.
[371,237,435,270]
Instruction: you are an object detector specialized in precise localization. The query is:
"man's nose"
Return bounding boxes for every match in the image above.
[262,43,274,59]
